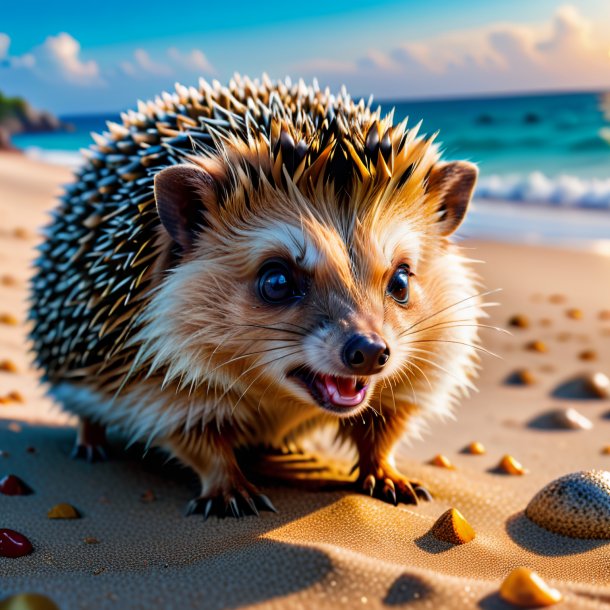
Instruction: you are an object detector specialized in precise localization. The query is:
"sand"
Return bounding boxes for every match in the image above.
[1,152,610,609]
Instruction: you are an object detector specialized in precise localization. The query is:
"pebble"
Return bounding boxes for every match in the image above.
[0,529,33,557]
[508,369,537,386]
[0,474,32,495]
[566,308,583,320]
[464,441,486,455]
[525,470,610,538]
[578,349,597,361]
[0,274,17,287]
[549,294,566,304]
[508,314,529,329]
[526,340,548,353]
[0,360,18,373]
[429,508,475,545]
[12,228,29,240]
[0,594,60,610]
[551,408,593,430]
[497,454,527,475]
[0,314,18,326]
[585,372,609,398]
[47,503,80,519]
[429,454,455,469]
[600,310,610,321]
[601,446,610,455]
[499,567,562,607]
[140,489,156,503]
[83,536,100,544]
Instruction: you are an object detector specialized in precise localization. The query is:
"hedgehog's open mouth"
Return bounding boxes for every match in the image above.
[288,366,369,414]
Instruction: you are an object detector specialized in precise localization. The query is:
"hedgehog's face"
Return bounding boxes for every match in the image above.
[152,160,478,418]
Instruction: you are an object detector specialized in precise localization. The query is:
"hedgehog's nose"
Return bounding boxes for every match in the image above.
[343,333,390,375]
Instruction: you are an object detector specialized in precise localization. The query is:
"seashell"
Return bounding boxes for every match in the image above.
[47,503,80,519]
[464,441,486,455]
[526,340,548,353]
[429,454,455,469]
[497,454,527,475]
[429,508,475,544]
[508,314,529,329]
[566,308,583,320]
[551,408,592,430]
[499,567,562,607]
[0,594,60,610]
[525,470,610,538]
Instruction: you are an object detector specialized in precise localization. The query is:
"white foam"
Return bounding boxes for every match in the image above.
[23,147,84,170]
[476,172,610,209]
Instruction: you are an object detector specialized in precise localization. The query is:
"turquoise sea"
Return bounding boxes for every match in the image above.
[11,90,610,218]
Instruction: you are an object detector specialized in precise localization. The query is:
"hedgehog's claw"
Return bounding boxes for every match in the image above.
[357,464,427,506]
[71,442,109,463]
[186,489,277,519]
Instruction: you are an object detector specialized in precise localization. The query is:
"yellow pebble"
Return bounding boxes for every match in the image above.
[0,594,60,610]
[47,503,80,519]
[7,391,24,403]
[498,454,527,475]
[0,314,18,326]
[466,441,486,455]
[429,508,475,544]
[429,454,455,469]
[526,340,548,353]
[499,567,562,607]
[0,360,18,373]
[566,308,583,320]
[602,446,610,455]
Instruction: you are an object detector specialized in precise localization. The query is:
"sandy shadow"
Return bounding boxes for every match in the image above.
[506,512,608,556]
[383,573,432,605]
[414,532,455,554]
[478,593,522,610]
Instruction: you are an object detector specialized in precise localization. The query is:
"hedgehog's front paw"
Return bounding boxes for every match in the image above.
[357,462,432,506]
[71,442,109,463]
[71,418,109,462]
[185,482,277,519]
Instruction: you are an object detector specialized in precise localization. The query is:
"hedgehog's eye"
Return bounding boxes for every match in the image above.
[387,265,410,304]
[257,260,301,304]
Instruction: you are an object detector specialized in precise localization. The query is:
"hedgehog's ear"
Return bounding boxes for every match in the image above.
[427,161,478,236]
[154,164,219,252]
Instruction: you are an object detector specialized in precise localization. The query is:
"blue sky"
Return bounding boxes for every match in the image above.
[1,0,609,114]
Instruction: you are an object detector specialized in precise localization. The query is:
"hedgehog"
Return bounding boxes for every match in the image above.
[29,74,483,518]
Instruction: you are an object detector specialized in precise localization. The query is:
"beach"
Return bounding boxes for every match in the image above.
[1,152,610,609]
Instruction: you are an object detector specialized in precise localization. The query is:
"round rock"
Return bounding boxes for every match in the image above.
[525,470,610,538]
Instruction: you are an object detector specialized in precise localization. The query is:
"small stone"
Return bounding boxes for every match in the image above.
[140,489,156,503]
[0,360,18,373]
[526,340,548,353]
[429,454,455,469]
[464,441,486,455]
[12,227,29,240]
[0,450,9,457]
[25,446,36,454]
[579,349,597,361]
[601,446,610,455]
[84,536,100,544]
[499,568,562,607]
[7,391,24,403]
[549,294,566,304]
[508,369,537,386]
[0,314,18,326]
[508,315,529,329]
[566,308,583,320]
[497,454,527,475]
[525,470,610,539]
[551,408,593,430]
[0,593,60,610]
[599,310,610,321]
[0,274,17,287]
[92,567,107,576]
[0,529,33,557]
[585,372,609,398]
[429,508,475,545]
[48,503,80,519]
[0,474,32,495]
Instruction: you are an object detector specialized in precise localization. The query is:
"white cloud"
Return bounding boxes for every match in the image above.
[168,47,214,73]
[296,5,610,98]
[0,33,9,60]
[32,33,101,85]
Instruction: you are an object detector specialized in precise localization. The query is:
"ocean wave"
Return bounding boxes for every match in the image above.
[475,172,610,209]
[23,147,84,169]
